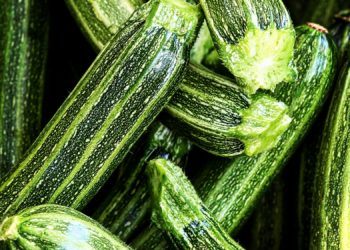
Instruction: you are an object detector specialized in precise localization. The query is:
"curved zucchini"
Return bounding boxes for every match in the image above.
[0,0,200,219]
[131,24,337,249]
[93,122,191,241]
[0,0,48,173]
[147,158,243,250]
[0,204,131,249]
[310,51,350,250]
[199,0,295,93]
[330,10,350,63]
[165,64,291,157]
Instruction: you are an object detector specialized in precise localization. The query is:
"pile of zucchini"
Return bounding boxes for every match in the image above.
[0,0,348,249]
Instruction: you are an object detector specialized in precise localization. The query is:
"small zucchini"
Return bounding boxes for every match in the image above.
[131,24,337,249]
[199,0,296,93]
[0,205,131,249]
[0,0,48,173]
[93,122,191,241]
[147,158,243,250]
[0,0,200,219]
[310,50,350,250]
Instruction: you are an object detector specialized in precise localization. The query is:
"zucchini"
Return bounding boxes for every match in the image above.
[190,22,215,64]
[65,0,142,51]
[248,176,285,250]
[303,1,349,27]
[310,51,350,250]
[199,0,296,93]
[131,24,337,249]
[0,204,131,249]
[330,10,350,63]
[147,158,243,250]
[0,0,48,173]
[66,0,292,157]
[164,64,291,157]
[0,0,200,219]
[93,122,191,241]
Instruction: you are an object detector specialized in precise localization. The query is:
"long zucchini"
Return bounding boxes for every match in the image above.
[0,0,200,219]
[93,122,191,241]
[0,204,131,249]
[199,0,295,93]
[147,158,243,250]
[310,50,350,250]
[0,0,48,174]
[131,24,337,249]
[66,0,292,157]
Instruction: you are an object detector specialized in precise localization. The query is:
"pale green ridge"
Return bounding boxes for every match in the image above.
[220,25,296,94]
[190,22,215,64]
[0,216,19,241]
[147,158,243,250]
[232,95,291,156]
[146,0,200,37]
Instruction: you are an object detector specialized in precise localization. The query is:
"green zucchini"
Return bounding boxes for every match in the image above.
[93,122,191,241]
[0,0,200,219]
[190,22,216,64]
[247,176,284,250]
[199,0,296,93]
[303,0,349,27]
[309,50,350,250]
[65,0,142,51]
[131,24,337,249]
[67,0,292,157]
[297,121,324,250]
[165,64,291,157]
[0,204,131,249]
[147,158,243,250]
[0,0,48,173]
[330,10,350,63]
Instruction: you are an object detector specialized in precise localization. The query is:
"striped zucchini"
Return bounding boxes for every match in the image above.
[131,24,337,249]
[93,122,191,241]
[330,10,350,63]
[147,158,243,250]
[0,0,48,174]
[310,51,350,250]
[164,64,291,157]
[66,0,292,157]
[199,0,296,93]
[0,205,131,249]
[0,0,200,219]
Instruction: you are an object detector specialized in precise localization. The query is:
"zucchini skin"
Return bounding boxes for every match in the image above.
[0,0,200,219]
[147,158,243,250]
[165,64,291,157]
[199,0,295,93]
[310,52,350,250]
[93,122,191,241]
[330,10,350,63]
[303,1,349,27]
[131,24,337,249]
[0,205,131,249]
[0,0,48,173]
